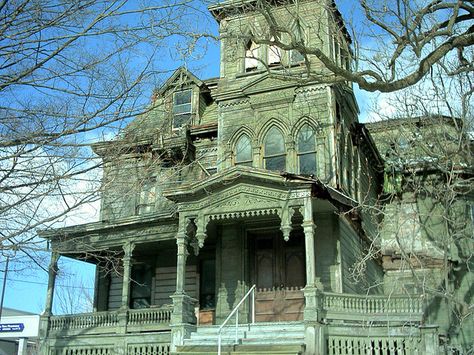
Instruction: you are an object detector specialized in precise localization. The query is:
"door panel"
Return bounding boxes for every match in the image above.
[251,231,305,322]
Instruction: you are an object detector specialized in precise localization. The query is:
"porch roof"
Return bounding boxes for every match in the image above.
[163,166,312,203]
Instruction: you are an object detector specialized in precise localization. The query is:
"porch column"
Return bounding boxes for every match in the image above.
[302,195,326,355]
[171,223,197,351]
[302,196,316,287]
[43,251,59,315]
[175,231,188,294]
[121,242,135,309]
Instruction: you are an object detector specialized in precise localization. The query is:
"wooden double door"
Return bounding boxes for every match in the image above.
[250,230,306,322]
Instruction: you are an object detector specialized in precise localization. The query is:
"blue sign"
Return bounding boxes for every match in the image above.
[0,323,24,332]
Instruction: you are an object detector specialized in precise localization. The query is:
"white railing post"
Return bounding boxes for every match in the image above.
[251,289,255,324]
[217,284,256,355]
[235,311,239,344]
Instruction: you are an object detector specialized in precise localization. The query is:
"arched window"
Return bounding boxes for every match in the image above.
[264,127,286,171]
[297,124,317,175]
[235,134,252,166]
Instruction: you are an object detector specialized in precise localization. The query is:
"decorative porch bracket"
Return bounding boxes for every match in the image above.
[280,205,298,241]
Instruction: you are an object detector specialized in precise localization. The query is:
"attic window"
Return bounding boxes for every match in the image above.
[173,89,192,129]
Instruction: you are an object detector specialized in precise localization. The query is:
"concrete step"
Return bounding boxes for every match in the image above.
[181,322,305,351]
[174,343,304,355]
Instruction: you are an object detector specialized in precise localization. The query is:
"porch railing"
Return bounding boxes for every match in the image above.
[49,310,119,331]
[322,292,425,323]
[217,284,256,355]
[48,306,172,336]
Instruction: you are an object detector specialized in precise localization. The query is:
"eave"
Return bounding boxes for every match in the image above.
[37,211,176,241]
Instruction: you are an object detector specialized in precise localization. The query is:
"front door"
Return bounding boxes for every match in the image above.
[250,230,305,321]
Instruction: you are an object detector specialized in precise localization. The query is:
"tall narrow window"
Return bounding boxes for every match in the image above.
[268,36,281,65]
[137,177,156,215]
[235,134,252,166]
[290,20,305,64]
[297,124,317,175]
[264,127,286,171]
[173,89,192,129]
[245,40,261,71]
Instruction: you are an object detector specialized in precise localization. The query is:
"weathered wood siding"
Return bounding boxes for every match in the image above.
[314,213,341,292]
[107,271,123,310]
[339,217,382,294]
[154,265,197,306]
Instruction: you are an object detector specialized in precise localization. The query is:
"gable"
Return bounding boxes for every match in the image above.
[180,183,294,216]
[157,67,204,96]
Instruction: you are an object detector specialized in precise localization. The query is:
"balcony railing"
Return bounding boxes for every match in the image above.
[322,292,425,323]
[47,306,172,336]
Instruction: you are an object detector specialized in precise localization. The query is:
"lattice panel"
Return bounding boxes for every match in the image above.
[128,344,171,355]
[327,336,421,355]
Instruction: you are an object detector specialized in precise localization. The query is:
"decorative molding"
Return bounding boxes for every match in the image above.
[209,208,279,220]
[183,184,289,211]
[294,85,328,95]
[218,99,250,108]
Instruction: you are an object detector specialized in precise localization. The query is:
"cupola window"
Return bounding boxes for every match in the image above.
[268,36,281,66]
[290,20,306,64]
[264,127,286,171]
[245,40,261,71]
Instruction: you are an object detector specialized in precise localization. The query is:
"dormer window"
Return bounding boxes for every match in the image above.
[173,89,192,129]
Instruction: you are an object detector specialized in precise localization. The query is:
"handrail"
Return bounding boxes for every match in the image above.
[217,284,256,355]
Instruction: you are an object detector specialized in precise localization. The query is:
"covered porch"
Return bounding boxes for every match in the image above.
[39,167,435,354]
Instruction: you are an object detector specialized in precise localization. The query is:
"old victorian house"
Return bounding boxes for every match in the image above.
[38,0,473,354]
